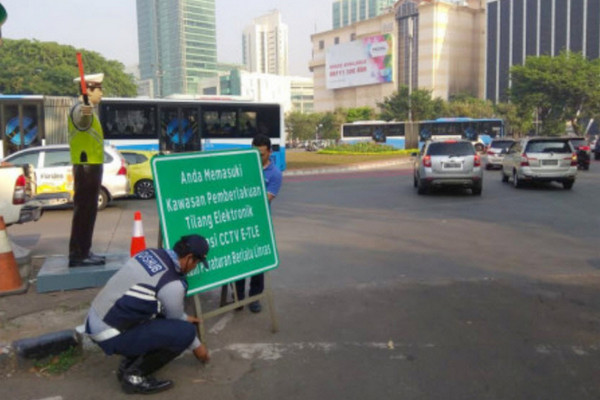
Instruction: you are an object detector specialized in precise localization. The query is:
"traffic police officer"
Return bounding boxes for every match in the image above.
[68,73,105,267]
[85,234,211,394]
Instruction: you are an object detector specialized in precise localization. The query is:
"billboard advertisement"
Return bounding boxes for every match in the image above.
[326,34,394,90]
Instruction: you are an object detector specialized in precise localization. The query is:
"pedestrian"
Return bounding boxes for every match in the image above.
[84,234,211,394]
[235,134,282,313]
[68,72,105,267]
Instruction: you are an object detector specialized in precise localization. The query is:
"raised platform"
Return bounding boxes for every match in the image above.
[36,253,129,293]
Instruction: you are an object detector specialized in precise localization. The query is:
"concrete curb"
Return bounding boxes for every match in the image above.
[1,330,81,371]
[13,329,81,360]
[283,159,412,177]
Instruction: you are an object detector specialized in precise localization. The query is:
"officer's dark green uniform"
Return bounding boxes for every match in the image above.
[68,73,105,267]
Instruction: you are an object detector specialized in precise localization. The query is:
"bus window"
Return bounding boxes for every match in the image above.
[158,107,200,152]
[101,103,156,139]
[254,106,280,139]
[221,111,237,136]
[203,111,219,137]
[202,108,238,138]
[240,112,257,137]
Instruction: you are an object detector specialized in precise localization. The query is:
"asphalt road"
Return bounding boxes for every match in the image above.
[4,163,600,399]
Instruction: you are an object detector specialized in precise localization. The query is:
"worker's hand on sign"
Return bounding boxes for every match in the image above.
[193,344,210,363]
[187,315,202,325]
[80,104,93,116]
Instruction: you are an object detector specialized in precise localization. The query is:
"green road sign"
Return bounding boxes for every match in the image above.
[152,149,279,295]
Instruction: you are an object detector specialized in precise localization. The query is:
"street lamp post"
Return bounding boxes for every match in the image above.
[407,17,413,122]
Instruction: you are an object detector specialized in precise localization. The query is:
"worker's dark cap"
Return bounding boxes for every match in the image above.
[183,234,209,270]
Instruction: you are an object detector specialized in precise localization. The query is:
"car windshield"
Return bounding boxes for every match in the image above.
[490,140,514,150]
[427,142,475,156]
[525,141,571,153]
[569,139,587,148]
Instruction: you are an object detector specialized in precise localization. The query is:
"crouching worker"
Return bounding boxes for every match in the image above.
[84,234,211,394]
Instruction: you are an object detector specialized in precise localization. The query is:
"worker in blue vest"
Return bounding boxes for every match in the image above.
[85,234,211,394]
[68,73,105,267]
[235,134,282,313]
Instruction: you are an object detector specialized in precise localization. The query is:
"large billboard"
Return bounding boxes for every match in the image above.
[326,34,394,90]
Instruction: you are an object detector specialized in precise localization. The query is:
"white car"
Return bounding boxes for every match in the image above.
[0,163,43,226]
[2,144,130,210]
[484,138,515,169]
[501,137,577,189]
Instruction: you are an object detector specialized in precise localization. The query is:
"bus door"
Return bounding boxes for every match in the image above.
[250,104,283,169]
[158,106,201,153]
[0,100,44,158]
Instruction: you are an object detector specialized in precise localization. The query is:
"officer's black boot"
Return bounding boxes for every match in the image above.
[120,349,179,395]
[116,356,136,382]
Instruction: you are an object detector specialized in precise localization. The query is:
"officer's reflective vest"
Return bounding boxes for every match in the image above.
[68,104,104,165]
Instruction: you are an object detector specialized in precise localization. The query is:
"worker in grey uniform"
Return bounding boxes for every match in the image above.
[85,234,210,394]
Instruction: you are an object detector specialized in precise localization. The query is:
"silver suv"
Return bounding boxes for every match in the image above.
[413,139,483,195]
[501,137,577,189]
[3,144,130,209]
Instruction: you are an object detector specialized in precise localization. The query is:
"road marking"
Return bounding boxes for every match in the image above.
[33,397,63,400]
[208,313,233,334]
[213,342,600,361]
[213,341,436,361]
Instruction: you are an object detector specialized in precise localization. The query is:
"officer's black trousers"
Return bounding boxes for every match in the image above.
[69,164,103,260]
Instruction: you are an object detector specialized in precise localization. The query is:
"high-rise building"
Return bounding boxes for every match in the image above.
[332,0,396,29]
[242,10,289,76]
[486,0,600,102]
[136,0,217,97]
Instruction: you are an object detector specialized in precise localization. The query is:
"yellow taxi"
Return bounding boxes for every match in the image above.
[119,150,157,199]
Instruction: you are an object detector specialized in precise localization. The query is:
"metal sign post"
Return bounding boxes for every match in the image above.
[151,149,279,342]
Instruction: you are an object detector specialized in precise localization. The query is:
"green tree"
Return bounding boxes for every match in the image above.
[510,51,600,136]
[377,86,410,121]
[493,102,533,138]
[0,39,137,97]
[318,111,344,140]
[344,106,376,122]
[285,111,321,142]
[447,93,495,118]
[377,85,446,121]
[410,88,446,121]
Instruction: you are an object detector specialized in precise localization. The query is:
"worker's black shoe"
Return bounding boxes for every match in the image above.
[88,252,106,263]
[68,257,105,267]
[249,301,262,313]
[121,373,173,394]
[117,357,136,382]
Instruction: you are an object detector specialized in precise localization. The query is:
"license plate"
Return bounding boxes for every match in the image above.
[542,160,558,166]
[443,162,461,169]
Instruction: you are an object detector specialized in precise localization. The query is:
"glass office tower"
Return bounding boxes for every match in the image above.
[332,0,396,29]
[486,0,600,102]
[137,0,217,97]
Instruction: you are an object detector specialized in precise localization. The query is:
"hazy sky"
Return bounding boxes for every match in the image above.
[0,0,332,77]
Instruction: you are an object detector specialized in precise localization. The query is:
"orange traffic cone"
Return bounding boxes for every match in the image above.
[0,216,27,296]
[130,211,147,257]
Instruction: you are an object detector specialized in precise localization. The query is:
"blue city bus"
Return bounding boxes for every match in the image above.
[100,97,286,171]
[0,95,286,171]
[417,117,505,149]
[340,120,406,149]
